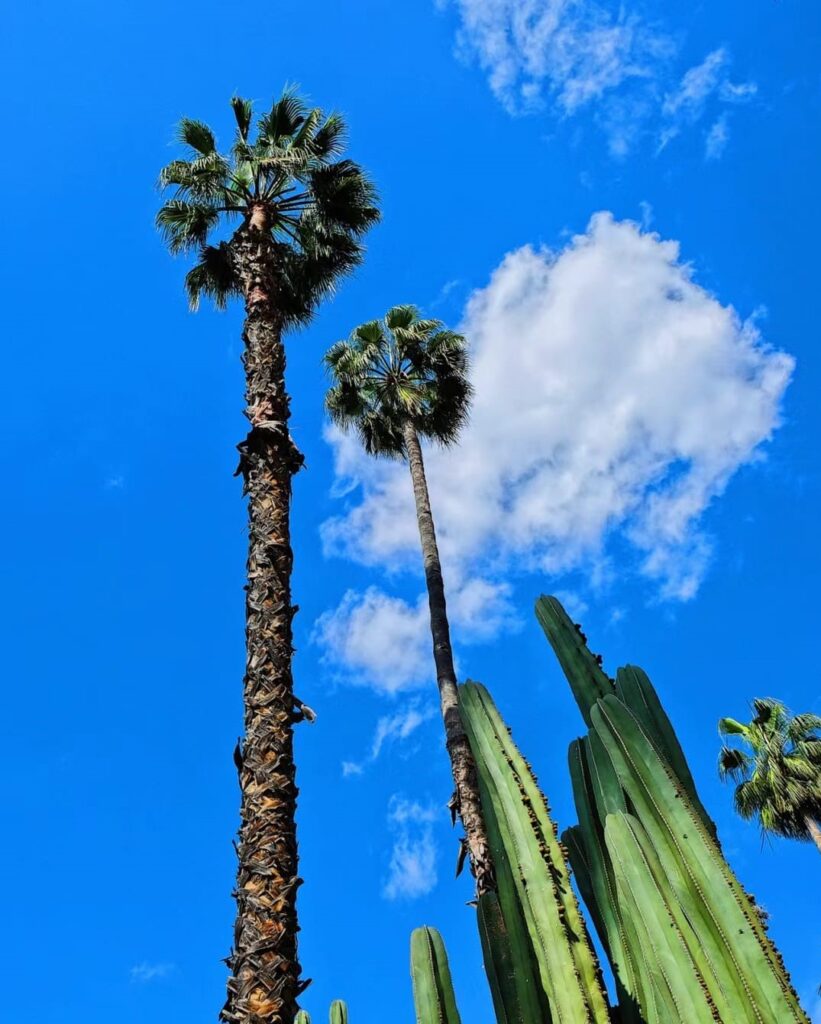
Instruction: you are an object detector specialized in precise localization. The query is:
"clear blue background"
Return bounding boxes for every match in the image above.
[1,0,819,1020]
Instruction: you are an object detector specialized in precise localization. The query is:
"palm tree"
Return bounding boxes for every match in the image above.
[718,698,821,854]
[324,306,494,895]
[157,92,379,1024]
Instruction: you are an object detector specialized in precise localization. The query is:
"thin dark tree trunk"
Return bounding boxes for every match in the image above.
[402,421,494,896]
[805,816,821,855]
[222,213,307,1024]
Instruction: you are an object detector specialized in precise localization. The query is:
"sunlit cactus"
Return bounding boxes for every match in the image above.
[410,927,462,1024]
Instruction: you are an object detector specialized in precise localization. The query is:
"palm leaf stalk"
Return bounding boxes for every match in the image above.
[157,92,378,1024]
[718,699,821,853]
[324,306,494,894]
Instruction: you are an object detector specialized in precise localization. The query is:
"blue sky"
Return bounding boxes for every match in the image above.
[2,0,820,1021]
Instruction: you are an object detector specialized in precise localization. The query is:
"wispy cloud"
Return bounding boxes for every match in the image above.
[383,797,439,901]
[342,701,438,776]
[439,1,756,157]
[659,48,756,156]
[318,213,793,682]
[313,588,430,694]
[129,962,175,984]
[441,0,672,117]
[705,114,730,162]
[313,580,516,695]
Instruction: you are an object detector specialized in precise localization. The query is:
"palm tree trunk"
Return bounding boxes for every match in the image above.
[402,421,494,896]
[222,220,306,1024]
[805,816,821,855]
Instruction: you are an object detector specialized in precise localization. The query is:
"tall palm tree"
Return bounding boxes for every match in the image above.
[718,698,821,854]
[324,306,494,895]
[157,92,379,1024]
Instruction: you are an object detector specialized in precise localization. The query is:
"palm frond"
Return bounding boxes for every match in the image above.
[718,717,748,738]
[230,96,254,142]
[323,304,472,459]
[307,160,380,236]
[177,118,217,156]
[718,745,751,782]
[787,713,821,742]
[158,91,379,315]
[156,200,220,254]
[258,89,307,146]
[312,113,347,161]
[719,697,821,843]
[184,243,239,310]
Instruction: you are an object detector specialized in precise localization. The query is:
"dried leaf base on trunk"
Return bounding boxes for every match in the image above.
[223,228,306,1024]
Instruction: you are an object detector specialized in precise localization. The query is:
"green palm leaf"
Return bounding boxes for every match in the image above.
[324,305,472,458]
[157,90,379,322]
[718,697,821,845]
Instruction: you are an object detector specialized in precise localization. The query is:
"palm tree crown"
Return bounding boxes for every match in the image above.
[157,90,379,318]
[718,697,821,843]
[324,304,473,456]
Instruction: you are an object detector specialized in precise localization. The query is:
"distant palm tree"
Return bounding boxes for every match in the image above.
[157,92,378,1024]
[324,306,494,894]
[719,698,821,854]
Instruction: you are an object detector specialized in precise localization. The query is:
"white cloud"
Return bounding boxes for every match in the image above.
[129,962,175,984]
[659,50,755,155]
[322,213,793,616]
[440,1,756,156]
[383,797,439,901]
[313,578,516,695]
[342,702,439,776]
[662,48,728,118]
[313,588,430,694]
[442,0,671,116]
[705,114,730,162]
[371,702,438,758]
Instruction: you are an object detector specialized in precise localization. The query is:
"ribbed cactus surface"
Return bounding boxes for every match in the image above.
[328,1001,348,1024]
[461,681,611,1023]
[537,594,808,1024]
[410,927,462,1024]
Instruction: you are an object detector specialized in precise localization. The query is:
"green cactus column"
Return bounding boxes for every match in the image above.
[410,927,462,1024]
[461,682,611,1024]
[536,593,809,1024]
[328,1002,348,1024]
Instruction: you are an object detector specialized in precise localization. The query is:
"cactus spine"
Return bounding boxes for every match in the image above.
[460,682,611,1023]
[410,927,462,1024]
[537,594,808,1024]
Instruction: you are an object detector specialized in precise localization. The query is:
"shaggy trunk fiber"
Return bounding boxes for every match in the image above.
[402,421,494,896]
[222,214,306,1024]
[805,816,821,855]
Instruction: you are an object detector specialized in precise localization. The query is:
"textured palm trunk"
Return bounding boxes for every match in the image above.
[805,816,821,855]
[222,213,306,1024]
[402,421,494,896]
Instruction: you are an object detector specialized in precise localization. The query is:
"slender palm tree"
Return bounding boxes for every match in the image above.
[324,306,494,895]
[718,698,821,854]
[157,92,378,1024]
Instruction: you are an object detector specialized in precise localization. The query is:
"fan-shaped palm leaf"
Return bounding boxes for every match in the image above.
[718,697,821,852]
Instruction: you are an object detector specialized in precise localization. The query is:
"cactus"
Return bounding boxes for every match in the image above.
[535,596,613,726]
[410,927,462,1024]
[460,681,611,1023]
[536,594,809,1024]
[328,1002,347,1024]
[295,1013,311,1024]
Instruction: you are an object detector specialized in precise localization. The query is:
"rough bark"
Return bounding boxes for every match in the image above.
[805,816,821,855]
[222,210,307,1024]
[402,421,495,896]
